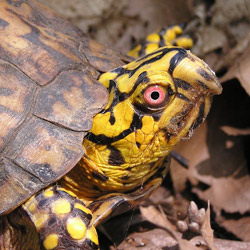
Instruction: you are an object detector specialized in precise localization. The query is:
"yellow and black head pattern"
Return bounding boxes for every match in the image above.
[77,46,222,197]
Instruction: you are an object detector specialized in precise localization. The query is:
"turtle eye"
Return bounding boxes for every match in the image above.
[144,85,167,107]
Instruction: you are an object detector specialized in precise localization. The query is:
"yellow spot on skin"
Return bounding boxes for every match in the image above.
[173,25,183,34]
[135,130,145,145]
[146,33,160,43]
[86,226,99,246]
[140,144,147,151]
[98,71,117,88]
[132,144,139,155]
[53,199,71,214]
[27,202,36,213]
[43,233,59,250]
[74,203,92,216]
[153,124,159,133]
[105,88,114,110]
[145,43,159,54]
[43,190,54,198]
[144,134,154,145]
[35,215,49,229]
[175,37,193,48]
[125,132,136,143]
[141,116,154,135]
[67,217,87,240]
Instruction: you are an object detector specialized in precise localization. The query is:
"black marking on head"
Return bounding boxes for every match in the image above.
[139,41,148,57]
[134,47,183,67]
[168,49,187,75]
[109,113,115,125]
[131,71,149,92]
[176,93,191,102]
[107,79,115,93]
[103,72,148,119]
[159,33,167,47]
[92,171,109,182]
[0,18,9,29]
[191,101,205,130]
[86,112,142,145]
[174,78,192,90]
[92,184,102,192]
[121,175,130,180]
[197,68,214,81]
[152,112,162,121]
[126,166,132,171]
[108,145,125,166]
[136,142,141,148]
[197,80,209,90]
[158,26,174,47]
[167,85,175,96]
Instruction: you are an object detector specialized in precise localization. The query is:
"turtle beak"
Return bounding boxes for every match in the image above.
[173,50,222,96]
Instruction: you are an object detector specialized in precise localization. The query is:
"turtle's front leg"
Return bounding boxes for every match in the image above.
[23,186,99,250]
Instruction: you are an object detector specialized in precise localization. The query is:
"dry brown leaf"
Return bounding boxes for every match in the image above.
[117,228,200,250]
[193,175,250,214]
[219,216,250,242]
[220,126,250,136]
[200,201,218,250]
[140,205,175,230]
[139,206,205,250]
[118,229,250,250]
[191,237,250,250]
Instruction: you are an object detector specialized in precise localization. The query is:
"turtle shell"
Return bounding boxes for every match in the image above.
[0,0,129,215]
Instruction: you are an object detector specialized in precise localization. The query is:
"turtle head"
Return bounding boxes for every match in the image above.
[82,47,221,194]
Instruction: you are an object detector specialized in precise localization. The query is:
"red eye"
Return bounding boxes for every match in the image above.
[144,85,166,107]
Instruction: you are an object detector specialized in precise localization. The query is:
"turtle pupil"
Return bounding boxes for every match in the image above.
[151,91,160,100]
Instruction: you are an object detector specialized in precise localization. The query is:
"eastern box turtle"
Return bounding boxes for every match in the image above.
[0,0,222,249]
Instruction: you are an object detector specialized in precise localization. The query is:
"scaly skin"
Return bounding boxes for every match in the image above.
[1,25,222,250]
[128,25,193,57]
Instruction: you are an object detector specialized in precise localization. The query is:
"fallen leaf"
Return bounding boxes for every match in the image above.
[219,216,250,242]
[193,175,250,214]
[140,205,175,230]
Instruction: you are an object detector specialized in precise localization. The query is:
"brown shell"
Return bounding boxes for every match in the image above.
[0,0,129,215]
